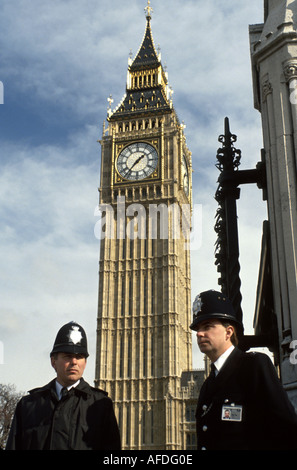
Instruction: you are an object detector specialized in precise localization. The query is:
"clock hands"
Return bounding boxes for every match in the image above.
[125,154,145,177]
[130,154,145,169]
[117,143,158,180]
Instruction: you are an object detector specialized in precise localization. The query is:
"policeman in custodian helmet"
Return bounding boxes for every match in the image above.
[190,289,244,337]
[50,321,89,358]
[6,321,121,450]
[191,289,297,450]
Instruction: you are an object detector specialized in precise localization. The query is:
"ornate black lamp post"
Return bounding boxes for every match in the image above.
[215,117,243,326]
[214,117,267,347]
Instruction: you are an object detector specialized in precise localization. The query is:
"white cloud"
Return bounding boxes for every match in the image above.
[0,126,100,389]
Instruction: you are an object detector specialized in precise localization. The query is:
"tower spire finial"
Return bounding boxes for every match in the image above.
[145,0,153,20]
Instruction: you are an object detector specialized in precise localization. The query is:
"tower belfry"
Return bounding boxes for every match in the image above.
[110,4,172,123]
[95,3,196,450]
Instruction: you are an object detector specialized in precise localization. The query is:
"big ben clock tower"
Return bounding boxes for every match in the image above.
[95,2,194,450]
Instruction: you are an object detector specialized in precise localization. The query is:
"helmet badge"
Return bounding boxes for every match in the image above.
[193,294,203,316]
[68,325,83,345]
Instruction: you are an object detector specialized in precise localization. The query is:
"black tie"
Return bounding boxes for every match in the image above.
[61,387,69,399]
[210,362,216,378]
[207,363,216,388]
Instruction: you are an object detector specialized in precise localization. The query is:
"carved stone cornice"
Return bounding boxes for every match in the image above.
[283,59,297,82]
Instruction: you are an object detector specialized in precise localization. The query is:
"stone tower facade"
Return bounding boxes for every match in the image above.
[94,4,197,450]
[249,0,297,407]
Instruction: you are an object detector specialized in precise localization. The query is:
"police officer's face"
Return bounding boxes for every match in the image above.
[196,319,234,362]
[51,353,87,386]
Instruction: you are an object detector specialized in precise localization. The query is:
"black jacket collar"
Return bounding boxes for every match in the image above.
[28,377,107,398]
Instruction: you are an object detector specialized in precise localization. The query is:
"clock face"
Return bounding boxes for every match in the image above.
[182,155,189,196]
[116,142,158,181]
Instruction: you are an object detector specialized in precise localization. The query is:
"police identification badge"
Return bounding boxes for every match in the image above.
[221,405,242,422]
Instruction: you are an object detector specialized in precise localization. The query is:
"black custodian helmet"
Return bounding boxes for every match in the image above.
[190,290,244,335]
[50,321,89,357]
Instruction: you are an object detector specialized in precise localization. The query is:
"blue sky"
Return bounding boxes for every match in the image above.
[0,0,266,392]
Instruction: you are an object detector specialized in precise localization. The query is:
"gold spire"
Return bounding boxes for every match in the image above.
[144,0,153,19]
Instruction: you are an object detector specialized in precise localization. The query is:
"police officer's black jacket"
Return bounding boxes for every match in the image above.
[196,347,297,450]
[6,378,121,450]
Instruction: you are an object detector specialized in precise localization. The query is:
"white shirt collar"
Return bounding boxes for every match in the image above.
[55,379,80,399]
[213,345,234,375]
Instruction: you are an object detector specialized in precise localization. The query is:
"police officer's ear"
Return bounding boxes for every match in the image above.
[51,354,58,372]
[225,324,235,341]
